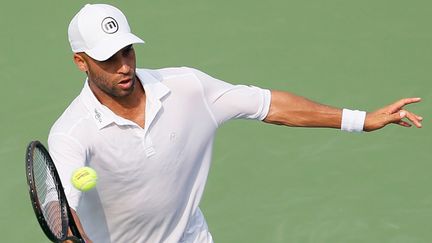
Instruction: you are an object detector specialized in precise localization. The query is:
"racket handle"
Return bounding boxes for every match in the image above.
[64,236,85,243]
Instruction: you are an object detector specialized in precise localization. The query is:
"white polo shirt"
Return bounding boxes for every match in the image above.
[48,67,271,243]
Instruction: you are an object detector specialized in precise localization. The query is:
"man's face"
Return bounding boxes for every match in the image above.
[81,45,137,99]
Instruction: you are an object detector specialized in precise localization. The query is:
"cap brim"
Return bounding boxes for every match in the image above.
[86,32,144,61]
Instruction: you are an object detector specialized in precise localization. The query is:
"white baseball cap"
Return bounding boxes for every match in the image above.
[68,4,144,61]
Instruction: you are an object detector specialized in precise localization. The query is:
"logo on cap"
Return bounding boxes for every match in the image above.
[101,17,119,34]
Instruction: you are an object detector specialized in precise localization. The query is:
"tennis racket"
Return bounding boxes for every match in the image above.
[25,140,84,243]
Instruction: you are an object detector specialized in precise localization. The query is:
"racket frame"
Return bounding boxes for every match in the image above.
[25,140,84,243]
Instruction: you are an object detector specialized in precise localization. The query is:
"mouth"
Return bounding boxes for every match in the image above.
[117,77,134,90]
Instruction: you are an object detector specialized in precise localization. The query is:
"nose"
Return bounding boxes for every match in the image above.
[118,58,132,74]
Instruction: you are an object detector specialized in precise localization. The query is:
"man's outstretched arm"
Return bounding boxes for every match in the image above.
[263,90,423,131]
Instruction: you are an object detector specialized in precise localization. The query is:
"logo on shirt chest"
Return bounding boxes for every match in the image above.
[169,132,176,141]
[94,109,102,123]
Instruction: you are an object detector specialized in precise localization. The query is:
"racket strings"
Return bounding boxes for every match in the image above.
[33,147,66,239]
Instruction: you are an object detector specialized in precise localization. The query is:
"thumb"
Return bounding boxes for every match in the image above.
[388,111,406,123]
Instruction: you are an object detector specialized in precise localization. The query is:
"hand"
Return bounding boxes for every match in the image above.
[63,238,92,243]
[363,98,423,132]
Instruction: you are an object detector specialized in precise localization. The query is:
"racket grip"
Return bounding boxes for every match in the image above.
[64,236,85,243]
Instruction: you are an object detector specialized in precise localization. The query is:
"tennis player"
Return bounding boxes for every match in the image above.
[49,4,423,243]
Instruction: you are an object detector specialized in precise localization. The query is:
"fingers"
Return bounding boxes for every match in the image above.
[388,97,422,113]
[401,110,423,128]
[390,110,423,128]
[397,120,412,127]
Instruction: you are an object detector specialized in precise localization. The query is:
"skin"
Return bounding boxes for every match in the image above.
[68,44,422,242]
[67,208,91,243]
[74,45,423,132]
[67,45,147,243]
[264,90,423,131]
[73,44,146,128]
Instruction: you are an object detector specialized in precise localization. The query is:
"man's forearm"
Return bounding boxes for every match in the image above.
[263,90,422,131]
[263,90,342,128]
[66,208,92,243]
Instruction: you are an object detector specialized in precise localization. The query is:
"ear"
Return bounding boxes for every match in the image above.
[73,53,89,72]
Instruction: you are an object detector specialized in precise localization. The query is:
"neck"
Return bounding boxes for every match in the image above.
[90,76,147,128]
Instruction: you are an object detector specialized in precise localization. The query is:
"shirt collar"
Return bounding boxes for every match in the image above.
[80,68,170,130]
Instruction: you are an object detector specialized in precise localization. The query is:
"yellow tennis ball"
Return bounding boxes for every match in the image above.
[71,167,98,192]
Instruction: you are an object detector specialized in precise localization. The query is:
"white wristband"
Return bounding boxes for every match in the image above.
[341,109,366,132]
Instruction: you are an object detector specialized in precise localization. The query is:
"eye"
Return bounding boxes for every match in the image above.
[124,45,134,55]
[101,55,116,64]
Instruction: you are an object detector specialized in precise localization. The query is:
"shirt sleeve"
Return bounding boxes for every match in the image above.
[190,68,272,126]
[48,133,86,210]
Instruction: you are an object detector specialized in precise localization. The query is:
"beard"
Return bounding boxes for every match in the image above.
[91,73,136,98]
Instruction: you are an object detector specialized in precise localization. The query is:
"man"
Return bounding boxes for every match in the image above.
[49,3,422,243]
